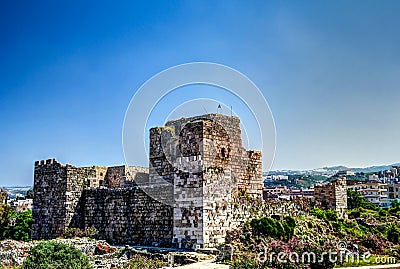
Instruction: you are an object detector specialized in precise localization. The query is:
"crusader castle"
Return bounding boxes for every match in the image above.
[32,114,263,249]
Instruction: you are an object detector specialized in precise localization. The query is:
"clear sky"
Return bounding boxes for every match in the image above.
[1,0,400,186]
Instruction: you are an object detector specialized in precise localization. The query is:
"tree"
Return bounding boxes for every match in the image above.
[22,241,92,269]
[391,200,400,209]
[0,188,8,204]
[9,210,33,241]
[347,189,378,210]
[26,188,34,199]
[0,204,14,239]
[387,223,400,244]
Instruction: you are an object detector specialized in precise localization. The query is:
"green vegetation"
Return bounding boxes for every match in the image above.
[123,254,167,269]
[22,241,92,269]
[0,204,14,239]
[8,210,33,241]
[0,205,33,241]
[264,174,330,188]
[0,188,8,204]
[347,189,378,210]
[289,174,329,187]
[231,190,400,269]
[25,189,34,199]
[250,216,295,241]
[310,208,338,222]
[386,223,400,244]
[63,227,98,239]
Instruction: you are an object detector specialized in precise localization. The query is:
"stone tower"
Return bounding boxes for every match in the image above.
[314,177,348,218]
[149,114,262,248]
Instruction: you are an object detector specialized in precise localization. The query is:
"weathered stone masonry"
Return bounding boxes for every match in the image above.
[32,114,263,248]
[314,177,348,218]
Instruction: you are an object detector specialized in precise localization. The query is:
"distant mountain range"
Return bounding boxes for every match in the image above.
[268,163,400,177]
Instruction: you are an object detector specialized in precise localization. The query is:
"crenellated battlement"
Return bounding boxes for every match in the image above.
[35,158,59,167]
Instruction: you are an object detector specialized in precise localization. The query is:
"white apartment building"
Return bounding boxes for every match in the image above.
[348,182,389,208]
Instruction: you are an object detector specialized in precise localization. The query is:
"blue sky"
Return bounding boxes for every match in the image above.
[1,1,400,186]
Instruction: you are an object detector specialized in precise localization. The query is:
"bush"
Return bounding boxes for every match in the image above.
[63,227,98,239]
[386,224,400,244]
[324,210,339,222]
[124,254,166,269]
[231,252,262,269]
[310,208,338,222]
[21,241,92,269]
[378,209,388,217]
[9,210,33,241]
[0,204,13,239]
[0,207,33,241]
[348,209,361,218]
[360,235,387,254]
[250,216,296,241]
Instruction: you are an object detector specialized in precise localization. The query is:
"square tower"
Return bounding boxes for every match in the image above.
[149,114,263,248]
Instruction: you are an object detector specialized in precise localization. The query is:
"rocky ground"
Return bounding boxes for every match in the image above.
[0,238,216,269]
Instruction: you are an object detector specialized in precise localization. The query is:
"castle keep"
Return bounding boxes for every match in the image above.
[32,114,263,248]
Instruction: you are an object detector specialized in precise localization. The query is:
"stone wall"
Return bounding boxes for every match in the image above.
[32,161,151,240]
[314,177,347,218]
[76,188,173,246]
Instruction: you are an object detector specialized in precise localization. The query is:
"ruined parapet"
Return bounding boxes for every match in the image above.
[240,150,263,199]
[314,177,347,218]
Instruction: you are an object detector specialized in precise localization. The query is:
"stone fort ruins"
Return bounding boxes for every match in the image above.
[32,114,263,249]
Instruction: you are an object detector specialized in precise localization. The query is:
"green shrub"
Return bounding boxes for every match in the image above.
[0,207,33,241]
[310,208,338,222]
[21,241,92,269]
[378,209,388,217]
[324,210,338,222]
[231,252,261,269]
[386,223,400,244]
[250,216,295,241]
[309,208,326,220]
[63,227,98,239]
[124,254,166,269]
[10,210,33,241]
[348,209,361,218]
[0,204,13,239]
